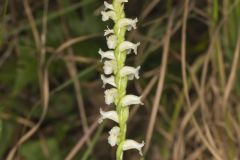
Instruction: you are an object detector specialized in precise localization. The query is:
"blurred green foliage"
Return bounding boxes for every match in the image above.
[0,0,240,159]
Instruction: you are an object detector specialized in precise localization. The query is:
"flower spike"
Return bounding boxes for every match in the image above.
[99,0,143,158]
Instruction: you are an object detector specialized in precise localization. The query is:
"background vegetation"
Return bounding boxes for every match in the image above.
[0,0,240,159]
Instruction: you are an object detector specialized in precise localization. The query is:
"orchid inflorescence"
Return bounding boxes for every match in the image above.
[98,0,144,159]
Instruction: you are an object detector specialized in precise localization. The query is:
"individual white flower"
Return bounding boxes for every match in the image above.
[108,126,120,146]
[103,60,116,75]
[104,1,114,10]
[118,18,138,31]
[119,41,140,54]
[101,75,116,87]
[116,0,128,3]
[104,27,114,36]
[123,140,144,156]
[101,10,116,21]
[121,95,143,106]
[99,108,119,123]
[120,66,140,80]
[104,88,118,105]
[107,35,117,49]
[98,49,115,61]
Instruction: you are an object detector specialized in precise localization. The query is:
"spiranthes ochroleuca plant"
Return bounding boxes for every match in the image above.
[98,0,144,159]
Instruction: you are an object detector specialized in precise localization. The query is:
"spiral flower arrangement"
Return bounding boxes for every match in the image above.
[98,0,144,159]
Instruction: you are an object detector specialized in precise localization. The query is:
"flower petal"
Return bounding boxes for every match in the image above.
[121,95,143,106]
[101,75,116,88]
[123,140,144,156]
[104,88,118,105]
[99,108,119,123]
[98,49,115,61]
[104,26,114,36]
[103,60,116,75]
[104,1,114,10]
[120,66,140,80]
[119,41,140,54]
[118,18,138,31]
[107,35,117,49]
[101,10,116,21]
[116,0,128,3]
[108,126,120,146]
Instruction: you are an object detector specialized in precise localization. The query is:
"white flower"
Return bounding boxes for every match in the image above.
[121,95,143,106]
[99,108,119,123]
[104,88,118,105]
[118,18,138,31]
[104,27,114,36]
[104,1,114,10]
[120,66,140,80]
[101,75,116,87]
[119,41,140,54]
[107,35,117,49]
[101,10,116,21]
[98,49,115,61]
[116,0,128,3]
[123,140,144,156]
[108,126,120,146]
[103,60,116,75]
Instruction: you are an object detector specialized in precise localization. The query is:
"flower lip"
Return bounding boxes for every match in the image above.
[122,139,144,156]
[121,95,144,106]
[99,108,119,123]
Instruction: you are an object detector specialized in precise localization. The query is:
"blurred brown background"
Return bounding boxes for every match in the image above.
[0,0,240,159]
